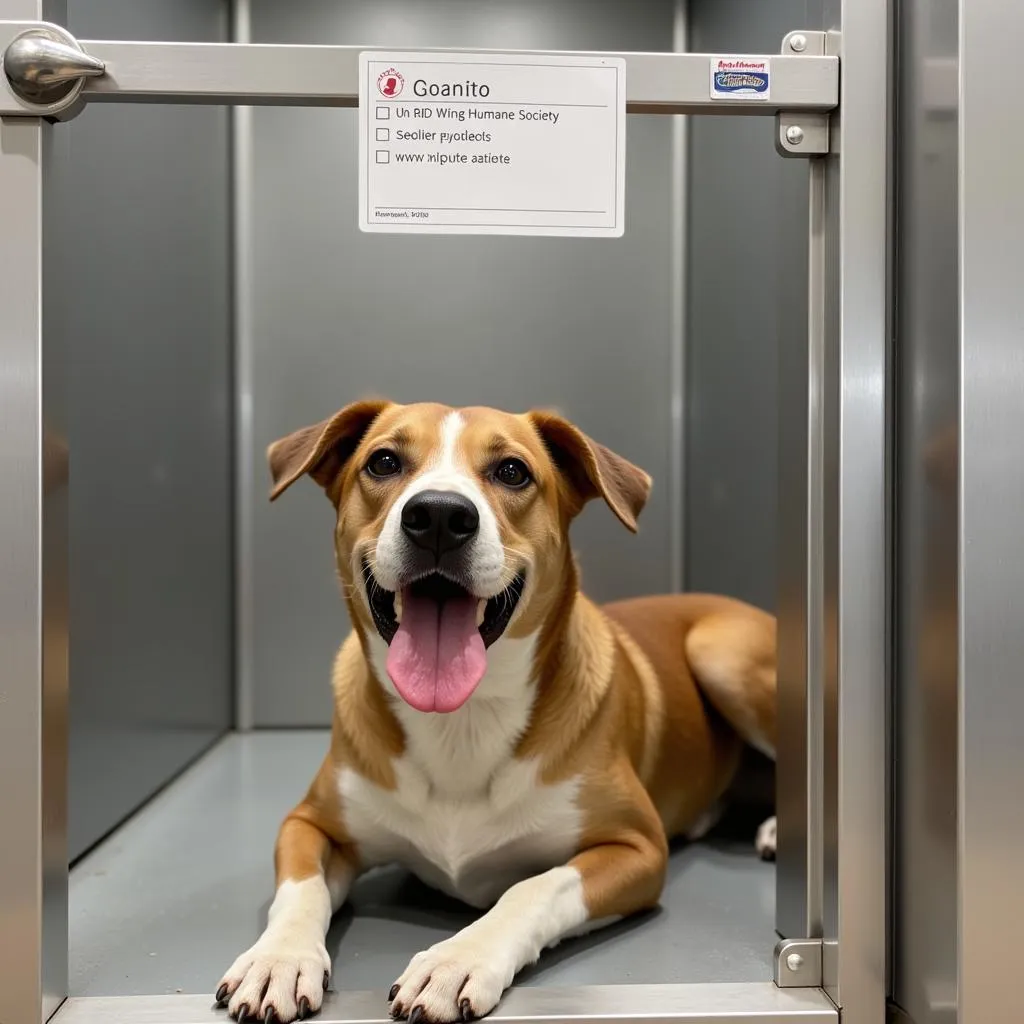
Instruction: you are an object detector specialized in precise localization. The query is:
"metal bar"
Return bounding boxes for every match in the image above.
[667,0,687,593]
[0,3,68,1022]
[52,984,839,1024]
[890,0,960,1017]
[1,36,839,115]
[230,0,255,731]
[958,0,1024,1017]
[819,0,892,1020]
[775,156,826,943]
[804,156,826,944]
[774,150,811,941]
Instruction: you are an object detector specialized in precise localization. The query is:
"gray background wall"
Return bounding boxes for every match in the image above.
[56,1,801,754]
[685,0,810,614]
[243,0,684,726]
[62,0,233,859]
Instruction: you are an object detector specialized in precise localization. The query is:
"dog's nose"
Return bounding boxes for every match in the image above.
[401,490,480,556]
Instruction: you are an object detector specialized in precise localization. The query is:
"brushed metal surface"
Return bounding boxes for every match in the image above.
[891,0,958,1021]
[53,984,838,1024]
[685,0,819,942]
[59,41,838,115]
[0,6,68,1023]
[60,0,233,861]
[817,1,892,1021]
[958,0,1024,1017]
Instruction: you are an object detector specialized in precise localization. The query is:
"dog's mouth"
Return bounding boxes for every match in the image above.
[364,565,526,714]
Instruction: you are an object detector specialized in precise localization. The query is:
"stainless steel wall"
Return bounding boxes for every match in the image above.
[894,0,1024,1020]
[892,1,958,1020]
[955,0,1024,1018]
[685,0,810,613]
[62,0,233,859]
[686,0,812,943]
[242,0,683,726]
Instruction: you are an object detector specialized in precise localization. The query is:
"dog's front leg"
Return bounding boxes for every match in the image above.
[217,810,356,1023]
[388,829,667,1024]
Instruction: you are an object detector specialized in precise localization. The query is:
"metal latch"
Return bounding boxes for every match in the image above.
[1,21,105,118]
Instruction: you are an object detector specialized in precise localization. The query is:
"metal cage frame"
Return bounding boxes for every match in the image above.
[0,1,890,1022]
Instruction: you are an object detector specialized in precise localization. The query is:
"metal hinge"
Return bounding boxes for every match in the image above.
[773,937,823,988]
[775,31,832,158]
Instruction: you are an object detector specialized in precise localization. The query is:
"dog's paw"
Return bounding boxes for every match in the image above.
[388,940,514,1023]
[216,935,331,1022]
[755,815,777,861]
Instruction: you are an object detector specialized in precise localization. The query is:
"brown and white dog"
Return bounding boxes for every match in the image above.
[216,400,777,1024]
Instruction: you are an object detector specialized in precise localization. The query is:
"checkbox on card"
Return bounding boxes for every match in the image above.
[376,106,390,120]
[376,150,390,164]
[376,128,390,142]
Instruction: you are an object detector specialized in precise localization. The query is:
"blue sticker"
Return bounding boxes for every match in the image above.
[710,58,771,101]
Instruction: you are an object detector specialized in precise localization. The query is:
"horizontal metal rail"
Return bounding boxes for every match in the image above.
[0,26,838,115]
[53,983,840,1024]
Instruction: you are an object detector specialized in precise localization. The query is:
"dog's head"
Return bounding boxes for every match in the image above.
[267,400,651,714]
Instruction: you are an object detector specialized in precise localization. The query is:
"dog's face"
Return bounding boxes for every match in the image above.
[267,400,651,713]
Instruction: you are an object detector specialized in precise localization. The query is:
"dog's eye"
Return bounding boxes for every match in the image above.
[366,449,402,478]
[493,458,531,489]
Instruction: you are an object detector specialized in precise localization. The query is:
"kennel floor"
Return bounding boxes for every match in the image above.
[69,731,777,998]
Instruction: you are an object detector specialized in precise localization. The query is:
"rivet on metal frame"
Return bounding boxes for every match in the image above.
[776,111,830,157]
[774,938,824,989]
[781,29,825,57]
[775,30,831,159]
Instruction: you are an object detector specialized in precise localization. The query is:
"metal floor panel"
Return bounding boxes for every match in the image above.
[70,732,776,999]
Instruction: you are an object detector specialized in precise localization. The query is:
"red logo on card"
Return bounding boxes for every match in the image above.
[377,68,404,97]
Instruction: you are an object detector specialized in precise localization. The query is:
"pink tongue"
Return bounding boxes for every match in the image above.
[386,591,487,713]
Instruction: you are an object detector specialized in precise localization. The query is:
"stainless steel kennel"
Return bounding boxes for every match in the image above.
[2,1,896,1022]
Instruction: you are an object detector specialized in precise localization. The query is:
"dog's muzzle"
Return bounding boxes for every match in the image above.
[362,489,525,714]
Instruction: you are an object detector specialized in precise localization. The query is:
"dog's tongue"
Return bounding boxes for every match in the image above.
[386,590,486,713]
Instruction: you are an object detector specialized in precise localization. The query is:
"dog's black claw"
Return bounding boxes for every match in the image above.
[216,984,230,1005]
[389,984,400,1002]
[323,970,330,991]
[298,997,311,1020]
[409,1007,425,1024]
[460,998,475,1021]
[391,1003,405,1020]
[262,1007,276,1024]
[235,1003,250,1022]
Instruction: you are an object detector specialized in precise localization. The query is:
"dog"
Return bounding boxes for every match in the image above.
[216,399,777,1024]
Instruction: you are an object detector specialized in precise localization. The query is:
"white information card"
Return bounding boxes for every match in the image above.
[358,51,626,237]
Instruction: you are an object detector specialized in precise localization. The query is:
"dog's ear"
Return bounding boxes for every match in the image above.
[528,410,652,533]
[267,398,391,501]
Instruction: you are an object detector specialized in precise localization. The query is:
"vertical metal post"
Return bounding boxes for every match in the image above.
[0,2,68,1022]
[958,0,1024,1017]
[231,0,255,731]
[776,153,826,945]
[890,0,959,1019]
[818,0,892,1021]
[667,0,687,596]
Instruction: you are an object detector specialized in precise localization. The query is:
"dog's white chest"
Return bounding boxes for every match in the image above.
[338,684,582,908]
[340,763,582,908]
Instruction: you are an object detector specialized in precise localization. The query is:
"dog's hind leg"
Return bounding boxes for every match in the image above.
[684,604,777,858]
